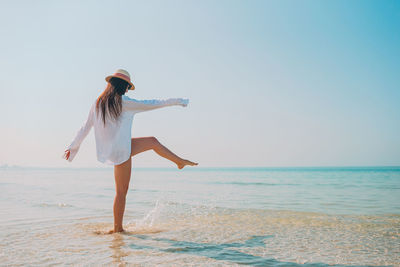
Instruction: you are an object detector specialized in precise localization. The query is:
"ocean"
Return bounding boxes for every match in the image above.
[1,167,399,266]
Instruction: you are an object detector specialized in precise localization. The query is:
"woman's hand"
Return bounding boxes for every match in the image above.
[63,150,70,160]
[180,99,189,107]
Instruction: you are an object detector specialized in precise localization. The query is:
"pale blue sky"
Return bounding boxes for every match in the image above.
[0,0,399,168]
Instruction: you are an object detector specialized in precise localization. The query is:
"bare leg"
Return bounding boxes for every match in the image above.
[108,157,132,234]
[131,137,198,169]
[107,137,197,234]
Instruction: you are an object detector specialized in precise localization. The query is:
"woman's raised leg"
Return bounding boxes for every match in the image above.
[131,137,198,169]
[109,157,132,234]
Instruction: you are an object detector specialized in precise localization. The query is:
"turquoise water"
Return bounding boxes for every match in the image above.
[1,167,399,266]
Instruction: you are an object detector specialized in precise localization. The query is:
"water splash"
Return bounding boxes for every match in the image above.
[128,199,165,228]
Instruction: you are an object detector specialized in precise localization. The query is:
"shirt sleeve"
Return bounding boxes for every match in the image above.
[122,97,189,113]
[65,102,95,162]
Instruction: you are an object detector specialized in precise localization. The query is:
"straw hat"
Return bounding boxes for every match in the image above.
[105,69,135,90]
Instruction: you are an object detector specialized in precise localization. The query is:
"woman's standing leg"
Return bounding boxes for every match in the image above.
[111,157,132,233]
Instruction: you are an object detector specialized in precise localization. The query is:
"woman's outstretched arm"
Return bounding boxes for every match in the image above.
[63,102,95,162]
[122,96,189,113]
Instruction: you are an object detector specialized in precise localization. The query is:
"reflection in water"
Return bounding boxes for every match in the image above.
[110,233,128,266]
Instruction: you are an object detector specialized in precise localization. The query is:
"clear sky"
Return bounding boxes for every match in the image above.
[0,0,399,168]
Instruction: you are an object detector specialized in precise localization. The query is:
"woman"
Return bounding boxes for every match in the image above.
[63,69,198,234]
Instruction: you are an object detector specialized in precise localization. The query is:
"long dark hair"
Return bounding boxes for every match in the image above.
[96,77,131,126]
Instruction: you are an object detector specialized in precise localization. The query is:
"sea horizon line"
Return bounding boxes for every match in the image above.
[1,164,400,171]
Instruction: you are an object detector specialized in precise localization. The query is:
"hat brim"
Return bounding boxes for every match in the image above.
[105,75,135,90]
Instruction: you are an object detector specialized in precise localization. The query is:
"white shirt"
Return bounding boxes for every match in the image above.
[66,95,189,165]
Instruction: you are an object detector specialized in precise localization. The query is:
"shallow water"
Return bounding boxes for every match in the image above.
[1,167,399,266]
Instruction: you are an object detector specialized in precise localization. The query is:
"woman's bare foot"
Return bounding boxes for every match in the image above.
[107,228,125,234]
[177,159,198,169]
